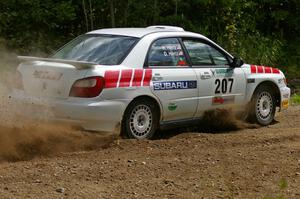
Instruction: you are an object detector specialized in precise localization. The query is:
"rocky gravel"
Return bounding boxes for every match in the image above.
[0,107,299,198]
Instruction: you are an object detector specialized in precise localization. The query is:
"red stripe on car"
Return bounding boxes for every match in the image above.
[132,69,143,87]
[264,66,272,73]
[143,69,152,86]
[104,70,120,88]
[257,65,264,73]
[251,65,257,73]
[272,68,280,74]
[119,69,133,87]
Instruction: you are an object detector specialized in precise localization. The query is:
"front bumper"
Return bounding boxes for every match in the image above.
[10,90,127,133]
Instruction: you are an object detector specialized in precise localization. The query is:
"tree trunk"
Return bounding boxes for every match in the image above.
[110,0,116,28]
[175,0,178,17]
[89,0,94,30]
[124,0,130,26]
[82,0,89,31]
[153,0,158,24]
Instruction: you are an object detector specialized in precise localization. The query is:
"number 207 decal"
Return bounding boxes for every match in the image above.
[215,78,234,94]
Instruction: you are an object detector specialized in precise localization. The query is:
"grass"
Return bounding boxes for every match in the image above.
[263,178,288,199]
[291,93,300,105]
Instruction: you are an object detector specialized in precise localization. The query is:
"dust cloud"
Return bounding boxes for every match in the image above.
[199,108,259,133]
[0,51,117,162]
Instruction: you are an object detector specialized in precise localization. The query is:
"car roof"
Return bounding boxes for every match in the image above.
[87,26,201,38]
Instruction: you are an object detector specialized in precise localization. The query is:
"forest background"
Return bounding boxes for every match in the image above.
[0,0,299,88]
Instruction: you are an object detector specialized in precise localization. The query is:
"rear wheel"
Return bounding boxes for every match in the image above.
[248,85,276,125]
[122,99,159,139]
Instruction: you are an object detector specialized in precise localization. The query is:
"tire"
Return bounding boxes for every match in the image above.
[122,99,159,139]
[247,85,276,125]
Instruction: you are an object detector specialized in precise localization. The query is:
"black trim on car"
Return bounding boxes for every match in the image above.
[160,117,201,130]
[178,38,192,66]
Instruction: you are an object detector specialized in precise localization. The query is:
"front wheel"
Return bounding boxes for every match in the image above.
[122,99,159,139]
[248,85,276,125]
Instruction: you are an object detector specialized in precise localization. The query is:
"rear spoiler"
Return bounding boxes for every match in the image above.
[18,56,97,69]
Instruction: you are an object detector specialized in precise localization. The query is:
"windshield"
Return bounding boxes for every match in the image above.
[52,34,138,65]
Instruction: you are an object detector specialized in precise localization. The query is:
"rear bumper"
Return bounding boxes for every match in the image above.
[10,90,127,133]
[280,86,290,110]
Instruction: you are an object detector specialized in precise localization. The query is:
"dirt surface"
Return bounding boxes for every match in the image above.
[0,107,299,199]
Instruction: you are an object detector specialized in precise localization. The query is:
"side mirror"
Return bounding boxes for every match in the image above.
[231,57,244,68]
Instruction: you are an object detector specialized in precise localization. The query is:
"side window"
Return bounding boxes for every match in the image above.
[148,38,187,67]
[183,40,229,66]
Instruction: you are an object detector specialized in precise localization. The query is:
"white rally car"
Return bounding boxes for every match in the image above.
[12,26,290,139]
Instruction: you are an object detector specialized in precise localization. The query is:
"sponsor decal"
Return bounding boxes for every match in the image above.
[153,80,197,90]
[33,70,63,80]
[282,93,289,98]
[278,78,285,84]
[250,65,280,74]
[168,103,177,111]
[104,69,152,89]
[212,96,235,105]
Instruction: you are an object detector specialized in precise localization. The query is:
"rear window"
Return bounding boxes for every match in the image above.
[52,34,138,65]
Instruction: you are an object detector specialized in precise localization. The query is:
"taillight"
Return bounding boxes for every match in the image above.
[69,76,105,98]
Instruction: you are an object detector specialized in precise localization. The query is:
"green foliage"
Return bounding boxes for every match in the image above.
[0,0,299,81]
[263,178,288,199]
[291,94,300,105]
[0,0,76,53]
[234,33,283,67]
[279,178,288,190]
